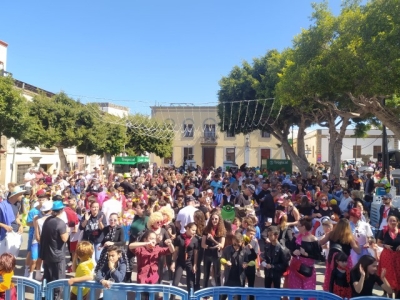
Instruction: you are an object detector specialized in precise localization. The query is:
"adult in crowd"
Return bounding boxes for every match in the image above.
[377,215,400,298]
[0,187,24,257]
[348,208,373,265]
[288,217,322,291]
[201,211,226,289]
[377,194,400,236]
[125,202,149,282]
[79,201,106,262]
[39,201,69,300]
[175,196,198,234]
[320,218,361,291]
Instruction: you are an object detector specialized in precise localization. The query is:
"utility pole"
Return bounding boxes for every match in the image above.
[382,98,390,179]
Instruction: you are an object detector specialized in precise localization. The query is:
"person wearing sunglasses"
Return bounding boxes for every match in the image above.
[339,189,353,216]
[312,195,335,219]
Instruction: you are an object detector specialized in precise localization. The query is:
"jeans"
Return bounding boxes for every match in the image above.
[91,242,102,262]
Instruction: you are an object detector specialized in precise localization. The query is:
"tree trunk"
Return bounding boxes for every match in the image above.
[327,116,350,178]
[56,146,68,171]
[281,140,309,176]
[271,122,310,177]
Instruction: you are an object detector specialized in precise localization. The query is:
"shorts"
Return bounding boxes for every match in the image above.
[70,241,78,252]
[31,243,40,260]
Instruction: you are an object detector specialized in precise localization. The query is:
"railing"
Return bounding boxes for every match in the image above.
[193,287,343,300]
[44,280,189,300]
[0,277,390,300]
[201,134,218,144]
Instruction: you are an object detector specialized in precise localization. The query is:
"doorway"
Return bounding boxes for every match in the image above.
[202,147,215,169]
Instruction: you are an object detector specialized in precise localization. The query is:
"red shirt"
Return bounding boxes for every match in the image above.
[134,245,172,284]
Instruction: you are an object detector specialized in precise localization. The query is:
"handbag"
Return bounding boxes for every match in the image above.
[291,257,314,279]
[298,263,313,277]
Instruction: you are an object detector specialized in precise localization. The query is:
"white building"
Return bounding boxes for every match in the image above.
[293,128,399,164]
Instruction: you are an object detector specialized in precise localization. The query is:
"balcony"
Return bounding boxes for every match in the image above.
[201,134,218,144]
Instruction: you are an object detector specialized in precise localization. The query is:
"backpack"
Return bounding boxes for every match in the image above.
[279,228,292,262]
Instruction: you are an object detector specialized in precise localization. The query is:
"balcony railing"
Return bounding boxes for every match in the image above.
[201,134,218,144]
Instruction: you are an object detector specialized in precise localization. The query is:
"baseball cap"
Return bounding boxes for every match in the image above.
[40,201,53,212]
[382,194,392,199]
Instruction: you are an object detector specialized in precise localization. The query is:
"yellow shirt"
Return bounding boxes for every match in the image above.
[71,259,94,296]
[0,271,14,293]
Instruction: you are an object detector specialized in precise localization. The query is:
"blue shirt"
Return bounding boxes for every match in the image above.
[27,207,41,237]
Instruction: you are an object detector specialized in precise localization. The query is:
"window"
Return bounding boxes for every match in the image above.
[204,124,216,138]
[373,145,382,159]
[226,148,235,162]
[183,124,194,137]
[261,131,271,138]
[260,149,271,169]
[226,131,235,138]
[183,147,193,161]
[353,145,361,158]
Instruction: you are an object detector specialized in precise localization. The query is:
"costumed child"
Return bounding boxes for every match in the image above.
[128,230,174,284]
[329,252,352,299]
[243,226,259,299]
[170,223,198,296]
[0,253,16,300]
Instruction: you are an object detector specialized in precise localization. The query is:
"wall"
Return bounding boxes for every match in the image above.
[0,41,7,71]
[294,128,398,165]
[150,106,284,168]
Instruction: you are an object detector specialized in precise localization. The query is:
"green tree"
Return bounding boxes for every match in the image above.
[76,104,128,157]
[0,75,30,144]
[19,92,88,170]
[217,50,315,176]
[333,0,400,139]
[276,1,369,177]
[125,114,174,158]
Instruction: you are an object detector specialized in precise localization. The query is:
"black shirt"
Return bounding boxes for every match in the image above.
[80,212,107,244]
[39,216,67,262]
[329,268,350,292]
[377,230,400,248]
[174,235,198,267]
[350,272,383,297]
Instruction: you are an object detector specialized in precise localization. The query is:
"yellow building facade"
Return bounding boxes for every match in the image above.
[150,105,284,169]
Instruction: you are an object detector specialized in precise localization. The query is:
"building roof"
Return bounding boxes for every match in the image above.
[14,78,55,98]
[92,102,129,112]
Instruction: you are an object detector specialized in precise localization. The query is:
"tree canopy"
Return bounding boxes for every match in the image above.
[0,76,31,142]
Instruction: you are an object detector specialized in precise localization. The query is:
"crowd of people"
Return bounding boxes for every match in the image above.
[0,164,399,300]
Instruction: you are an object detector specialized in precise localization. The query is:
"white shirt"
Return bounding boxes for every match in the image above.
[102,198,122,225]
[339,196,352,213]
[24,172,36,188]
[176,205,198,234]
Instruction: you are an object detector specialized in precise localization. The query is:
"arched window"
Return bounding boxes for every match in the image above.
[183,118,194,137]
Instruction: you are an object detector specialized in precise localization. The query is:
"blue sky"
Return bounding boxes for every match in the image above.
[2,0,343,115]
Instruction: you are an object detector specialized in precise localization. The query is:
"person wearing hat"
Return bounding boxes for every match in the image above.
[235,184,255,207]
[32,200,53,281]
[0,187,24,256]
[119,174,136,195]
[39,201,69,300]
